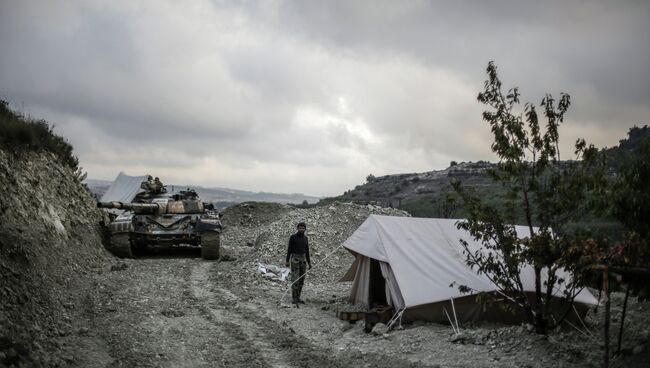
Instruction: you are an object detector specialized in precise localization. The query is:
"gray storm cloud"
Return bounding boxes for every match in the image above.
[1,0,648,196]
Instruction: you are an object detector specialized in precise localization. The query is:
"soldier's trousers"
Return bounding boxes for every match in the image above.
[290,254,307,302]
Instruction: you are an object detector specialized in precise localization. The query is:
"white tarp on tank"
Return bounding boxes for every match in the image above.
[100,172,149,203]
[343,215,598,311]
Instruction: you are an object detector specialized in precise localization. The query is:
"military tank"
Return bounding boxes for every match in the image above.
[97,181,222,259]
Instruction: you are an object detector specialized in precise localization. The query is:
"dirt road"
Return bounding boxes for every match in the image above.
[68,255,418,368]
[50,251,648,368]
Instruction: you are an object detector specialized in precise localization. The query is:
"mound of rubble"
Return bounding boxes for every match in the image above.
[221,201,410,284]
[0,149,110,366]
[221,201,294,229]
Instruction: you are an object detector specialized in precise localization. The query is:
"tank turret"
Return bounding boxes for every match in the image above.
[97,201,164,214]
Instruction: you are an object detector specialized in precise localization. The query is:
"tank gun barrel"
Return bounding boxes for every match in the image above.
[97,201,164,214]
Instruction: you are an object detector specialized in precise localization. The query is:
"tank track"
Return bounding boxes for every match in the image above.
[111,233,134,258]
[201,231,220,260]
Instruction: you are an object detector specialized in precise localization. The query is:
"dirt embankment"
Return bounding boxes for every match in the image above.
[0,149,110,366]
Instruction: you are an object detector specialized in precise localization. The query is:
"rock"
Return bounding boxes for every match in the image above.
[110,263,128,272]
[161,308,185,318]
[641,329,650,341]
[371,323,388,335]
[632,344,645,355]
[339,322,353,332]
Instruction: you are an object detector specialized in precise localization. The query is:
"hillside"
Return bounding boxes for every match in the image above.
[324,126,650,219]
[322,161,498,218]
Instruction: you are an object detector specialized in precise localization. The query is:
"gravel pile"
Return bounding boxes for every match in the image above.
[220,201,410,284]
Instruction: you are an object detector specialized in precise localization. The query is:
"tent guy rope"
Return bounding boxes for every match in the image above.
[278,243,345,304]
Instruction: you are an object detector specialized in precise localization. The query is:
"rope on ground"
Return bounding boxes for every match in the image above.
[278,243,345,304]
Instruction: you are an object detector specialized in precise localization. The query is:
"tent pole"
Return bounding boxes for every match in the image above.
[386,307,406,331]
[603,265,610,368]
[443,307,458,334]
[450,298,460,332]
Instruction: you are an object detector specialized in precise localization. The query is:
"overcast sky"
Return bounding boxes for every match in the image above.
[1,0,648,196]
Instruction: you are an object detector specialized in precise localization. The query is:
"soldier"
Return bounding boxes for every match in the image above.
[152,177,163,193]
[141,175,154,191]
[285,222,311,306]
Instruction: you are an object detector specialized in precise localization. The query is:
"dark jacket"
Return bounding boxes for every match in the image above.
[286,232,310,265]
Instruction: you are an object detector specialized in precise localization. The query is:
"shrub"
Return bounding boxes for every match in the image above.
[0,100,82,177]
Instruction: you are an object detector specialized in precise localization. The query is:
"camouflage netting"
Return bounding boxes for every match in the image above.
[0,149,110,366]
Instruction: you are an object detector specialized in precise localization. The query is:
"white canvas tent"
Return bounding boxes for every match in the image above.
[341,215,598,323]
[100,172,150,203]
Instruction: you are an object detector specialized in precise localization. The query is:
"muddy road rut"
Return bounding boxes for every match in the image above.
[74,257,418,368]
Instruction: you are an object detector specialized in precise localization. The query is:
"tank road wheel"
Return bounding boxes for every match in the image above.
[111,233,134,258]
[201,232,220,260]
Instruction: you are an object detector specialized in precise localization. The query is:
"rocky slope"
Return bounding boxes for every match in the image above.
[220,201,411,285]
[0,149,110,366]
[325,126,650,218]
[324,161,498,217]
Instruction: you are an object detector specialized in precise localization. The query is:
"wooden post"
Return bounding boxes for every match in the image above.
[617,285,631,355]
[603,265,610,368]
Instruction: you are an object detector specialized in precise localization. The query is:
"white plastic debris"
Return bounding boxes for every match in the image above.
[257,262,290,282]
